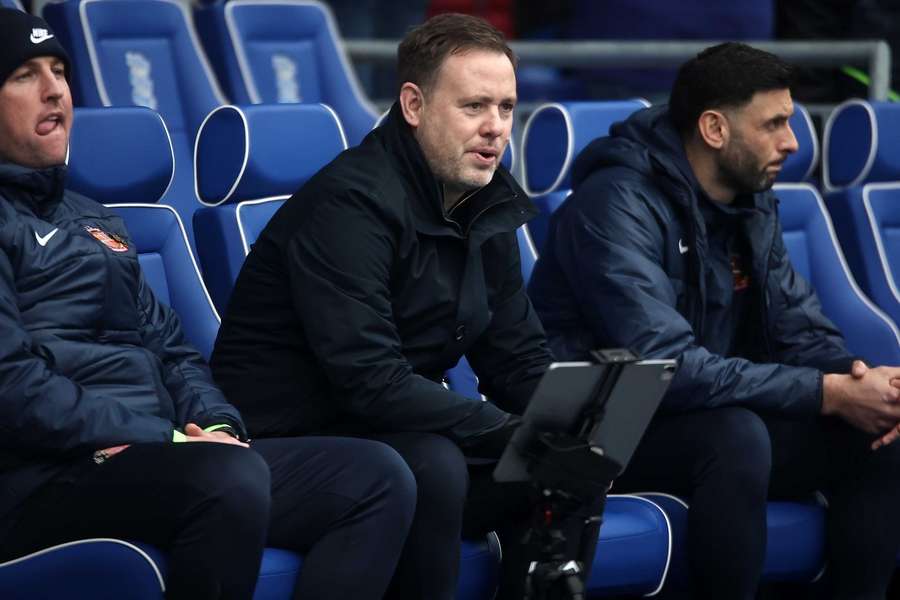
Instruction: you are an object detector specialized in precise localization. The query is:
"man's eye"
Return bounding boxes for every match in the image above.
[500,103,515,113]
[467,103,482,111]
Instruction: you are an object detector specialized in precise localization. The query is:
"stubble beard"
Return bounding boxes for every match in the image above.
[719,144,774,195]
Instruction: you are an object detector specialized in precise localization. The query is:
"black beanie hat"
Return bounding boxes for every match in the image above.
[0,8,71,87]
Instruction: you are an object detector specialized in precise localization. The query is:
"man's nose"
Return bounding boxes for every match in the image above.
[41,70,65,102]
[480,107,503,138]
[782,122,799,154]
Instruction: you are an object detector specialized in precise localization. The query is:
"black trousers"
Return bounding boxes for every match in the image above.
[613,407,900,600]
[366,432,605,600]
[0,437,417,600]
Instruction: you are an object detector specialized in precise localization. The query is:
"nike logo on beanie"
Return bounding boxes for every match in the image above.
[29,28,54,44]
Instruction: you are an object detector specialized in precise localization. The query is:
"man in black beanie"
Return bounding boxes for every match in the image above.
[0,8,420,599]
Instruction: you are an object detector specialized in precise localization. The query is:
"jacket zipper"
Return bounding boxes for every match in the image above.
[758,218,778,360]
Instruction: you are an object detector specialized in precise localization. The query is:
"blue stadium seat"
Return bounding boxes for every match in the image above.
[44,0,228,250]
[0,0,24,10]
[194,0,378,146]
[775,101,900,366]
[193,103,347,312]
[638,493,827,587]
[774,184,900,365]
[823,100,900,335]
[776,103,819,184]
[0,106,305,599]
[69,107,220,360]
[193,102,502,599]
[521,100,650,252]
[0,539,166,600]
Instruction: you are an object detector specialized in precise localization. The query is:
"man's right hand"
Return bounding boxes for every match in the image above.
[183,423,249,447]
[822,366,900,444]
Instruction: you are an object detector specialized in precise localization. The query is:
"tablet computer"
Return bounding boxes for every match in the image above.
[494,359,676,483]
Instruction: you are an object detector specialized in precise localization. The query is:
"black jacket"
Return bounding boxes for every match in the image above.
[529,106,855,416]
[0,161,244,520]
[211,104,552,442]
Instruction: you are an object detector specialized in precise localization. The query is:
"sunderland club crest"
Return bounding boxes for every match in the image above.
[84,225,129,252]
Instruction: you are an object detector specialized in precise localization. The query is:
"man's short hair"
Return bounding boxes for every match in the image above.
[669,42,795,136]
[397,13,516,93]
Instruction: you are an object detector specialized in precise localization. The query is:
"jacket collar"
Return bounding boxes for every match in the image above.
[378,102,537,239]
[0,160,67,218]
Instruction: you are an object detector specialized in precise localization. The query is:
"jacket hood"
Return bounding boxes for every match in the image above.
[571,105,700,207]
[0,160,67,217]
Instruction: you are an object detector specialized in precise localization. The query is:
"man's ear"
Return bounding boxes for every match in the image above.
[399,82,425,128]
[697,109,729,150]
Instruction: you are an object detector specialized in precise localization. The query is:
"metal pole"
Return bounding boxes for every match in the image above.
[344,39,892,100]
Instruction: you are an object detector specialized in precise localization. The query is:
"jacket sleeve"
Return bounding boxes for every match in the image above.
[285,192,509,442]
[763,216,857,374]
[0,251,176,455]
[466,231,553,415]
[550,177,823,417]
[135,273,247,439]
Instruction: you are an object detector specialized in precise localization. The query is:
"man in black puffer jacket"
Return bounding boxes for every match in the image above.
[529,43,900,599]
[0,9,418,600]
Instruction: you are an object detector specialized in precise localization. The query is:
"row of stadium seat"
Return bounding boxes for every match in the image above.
[9,96,890,597]
[4,0,900,595]
[0,105,677,599]
[37,0,378,251]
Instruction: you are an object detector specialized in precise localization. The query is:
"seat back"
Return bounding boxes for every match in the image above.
[45,0,227,249]
[68,107,220,360]
[822,100,900,330]
[194,0,377,145]
[774,183,900,365]
[776,103,819,184]
[193,103,347,311]
[1,0,24,10]
[520,100,650,252]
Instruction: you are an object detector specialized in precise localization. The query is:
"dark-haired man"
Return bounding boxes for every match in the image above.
[212,12,604,600]
[529,42,900,599]
[0,8,417,599]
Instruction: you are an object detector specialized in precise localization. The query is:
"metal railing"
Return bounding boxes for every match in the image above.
[345,39,893,101]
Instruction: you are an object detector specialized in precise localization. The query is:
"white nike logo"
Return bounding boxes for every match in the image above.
[30,29,54,44]
[678,238,689,255]
[35,228,59,247]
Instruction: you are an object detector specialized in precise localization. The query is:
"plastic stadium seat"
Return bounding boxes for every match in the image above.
[776,103,819,184]
[192,103,502,600]
[0,0,24,10]
[194,0,378,145]
[0,539,166,600]
[520,100,650,252]
[45,0,228,249]
[192,103,348,312]
[638,493,826,587]
[822,100,900,335]
[68,107,220,360]
[587,495,671,597]
[774,183,900,365]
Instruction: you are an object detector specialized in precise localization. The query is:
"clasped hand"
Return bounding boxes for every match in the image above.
[822,361,900,450]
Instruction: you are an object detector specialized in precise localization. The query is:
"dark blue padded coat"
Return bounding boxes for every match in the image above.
[0,161,244,520]
[529,105,856,416]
